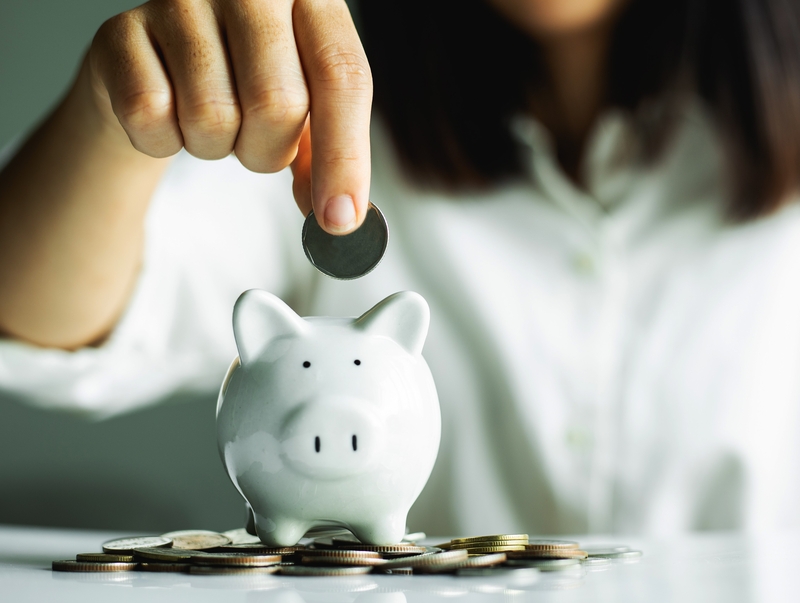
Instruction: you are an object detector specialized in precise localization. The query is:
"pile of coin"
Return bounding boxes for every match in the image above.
[51,529,641,577]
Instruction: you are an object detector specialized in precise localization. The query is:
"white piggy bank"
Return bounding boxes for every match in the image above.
[216,289,441,546]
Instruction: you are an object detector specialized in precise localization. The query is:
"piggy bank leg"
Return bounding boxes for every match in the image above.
[350,514,407,545]
[254,514,309,547]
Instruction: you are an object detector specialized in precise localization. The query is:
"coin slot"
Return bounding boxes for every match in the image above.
[303,361,311,368]
[315,436,321,453]
[352,435,358,451]
[354,359,361,365]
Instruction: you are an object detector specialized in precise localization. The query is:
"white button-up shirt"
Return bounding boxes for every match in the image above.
[2,103,800,536]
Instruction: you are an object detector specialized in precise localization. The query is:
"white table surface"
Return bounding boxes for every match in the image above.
[1,525,796,602]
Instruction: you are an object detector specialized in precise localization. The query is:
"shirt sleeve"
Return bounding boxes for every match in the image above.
[0,147,313,418]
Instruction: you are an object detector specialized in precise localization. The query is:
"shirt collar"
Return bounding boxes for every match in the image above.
[510,101,723,233]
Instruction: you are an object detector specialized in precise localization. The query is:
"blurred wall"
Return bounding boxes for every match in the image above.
[0,0,245,531]
[0,0,141,148]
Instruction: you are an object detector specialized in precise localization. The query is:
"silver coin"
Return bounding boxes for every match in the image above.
[383,567,413,575]
[133,547,197,561]
[302,203,388,280]
[504,558,581,571]
[102,536,172,553]
[581,557,612,571]
[457,566,541,581]
[189,565,280,575]
[403,532,426,542]
[588,549,643,559]
[191,552,282,567]
[583,544,631,554]
[454,553,507,568]
[393,549,469,573]
[138,562,191,573]
[300,555,387,567]
[280,565,373,576]
[222,528,262,545]
[160,530,231,550]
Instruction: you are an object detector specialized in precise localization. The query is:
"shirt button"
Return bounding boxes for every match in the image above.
[571,252,596,275]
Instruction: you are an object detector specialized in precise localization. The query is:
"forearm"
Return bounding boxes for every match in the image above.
[0,58,170,349]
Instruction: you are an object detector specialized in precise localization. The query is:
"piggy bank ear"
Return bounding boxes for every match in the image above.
[233,289,307,365]
[354,291,430,356]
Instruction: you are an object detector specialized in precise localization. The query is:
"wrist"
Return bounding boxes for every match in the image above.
[63,53,155,161]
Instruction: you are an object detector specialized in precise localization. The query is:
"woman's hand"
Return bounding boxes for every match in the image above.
[0,0,371,348]
[88,0,372,234]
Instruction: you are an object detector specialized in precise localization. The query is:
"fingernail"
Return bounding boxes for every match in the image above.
[324,195,357,234]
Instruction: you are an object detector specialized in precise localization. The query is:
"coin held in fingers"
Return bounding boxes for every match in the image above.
[302,203,388,280]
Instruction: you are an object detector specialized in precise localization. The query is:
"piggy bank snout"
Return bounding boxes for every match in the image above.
[280,399,386,480]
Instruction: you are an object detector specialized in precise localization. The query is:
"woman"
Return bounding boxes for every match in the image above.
[1,0,800,536]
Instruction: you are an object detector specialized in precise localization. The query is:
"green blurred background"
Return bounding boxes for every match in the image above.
[2,0,135,148]
[0,0,247,532]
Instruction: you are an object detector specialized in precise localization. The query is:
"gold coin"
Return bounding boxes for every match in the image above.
[217,544,302,555]
[303,549,381,559]
[280,565,373,576]
[300,555,387,567]
[103,536,172,553]
[139,562,190,573]
[160,530,231,550]
[331,537,426,553]
[525,539,579,550]
[450,540,528,550]
[460,546,526,554]
[52,560,138,572]
[191,552,281,567]
[189,565,280,575]
[336,543,427,555]
[451,534,529,545]
[75,553,134,563]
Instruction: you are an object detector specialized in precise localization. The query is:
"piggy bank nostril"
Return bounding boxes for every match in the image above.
[352,434,357,451]
[315,436,321,453]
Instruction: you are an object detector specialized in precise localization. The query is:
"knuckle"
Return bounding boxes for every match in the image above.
[94,9,140,49]
[117,90,173,133]
[320,145,361,166]
[131,137,182,159]
[313,45,372,93]
[237,151,293,175]
[180,98,241,137]
[246,82,309,127]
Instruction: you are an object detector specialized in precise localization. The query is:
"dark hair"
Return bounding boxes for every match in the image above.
[357,0,800,220]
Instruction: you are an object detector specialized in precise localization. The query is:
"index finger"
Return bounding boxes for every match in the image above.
[293,0,372,235]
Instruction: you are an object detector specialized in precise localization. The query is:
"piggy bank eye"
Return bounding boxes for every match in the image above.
[354,359,361,366]
[303,361,311,368]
